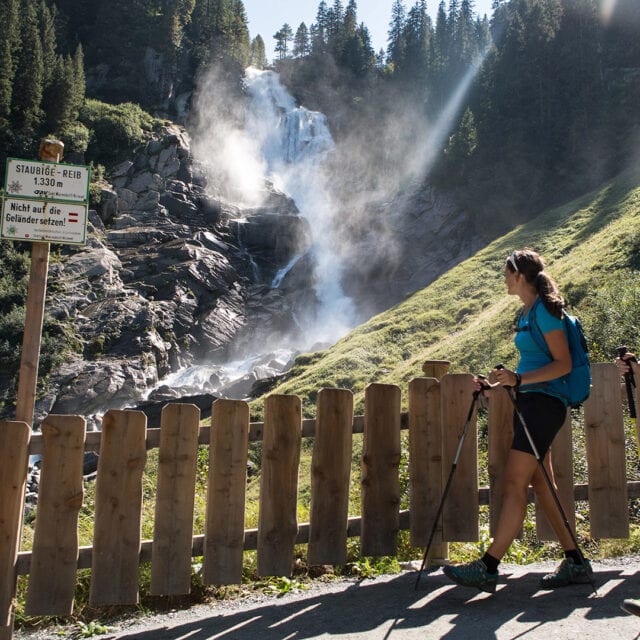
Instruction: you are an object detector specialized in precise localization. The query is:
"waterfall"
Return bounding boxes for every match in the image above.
[150,68,358,399]
[243,68,357,345]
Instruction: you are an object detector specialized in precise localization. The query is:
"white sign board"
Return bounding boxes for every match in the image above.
[5,158,90,203]
[1,198,88,245]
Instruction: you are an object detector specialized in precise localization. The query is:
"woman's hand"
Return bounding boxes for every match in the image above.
[472,375,499,394]
[617,352,636,375]
[492,366,520,388]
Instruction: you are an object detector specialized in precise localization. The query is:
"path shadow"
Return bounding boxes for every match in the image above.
[104,566,640,640]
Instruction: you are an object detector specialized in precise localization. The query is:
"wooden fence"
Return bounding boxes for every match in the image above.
[0,362,637,639]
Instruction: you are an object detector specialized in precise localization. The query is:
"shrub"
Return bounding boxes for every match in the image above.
[58,121,91,154]
[79,99,161,165]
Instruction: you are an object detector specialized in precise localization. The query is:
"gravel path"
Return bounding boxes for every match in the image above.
[14,558,640,639]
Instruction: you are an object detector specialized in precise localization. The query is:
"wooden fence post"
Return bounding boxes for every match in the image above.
[441,374,478,541]
[204,399,250,585]
[150,403,200,595]
[25,415,85,615]
[308,388,354,566]
[257,395,301,577]
[361,383,401,557]
[409,359,451,565]
[584,363,629,538]
[0,421,30,640]
[90,410,147,605]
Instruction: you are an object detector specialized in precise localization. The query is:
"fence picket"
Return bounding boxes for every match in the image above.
[0,421,30,631]
[584,363,629,538]
[487,385,513,536]
[308,388,354,565]
[257,395,301,577]
[361,383,401,556]
[441,374,478,541]
[25,416,85,615]
[408,377,442,548]
[150,403,200,595]
[204,399,250,585]
[89,410,147,605]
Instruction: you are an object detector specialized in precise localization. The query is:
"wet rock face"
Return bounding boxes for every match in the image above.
[5,123,316,430]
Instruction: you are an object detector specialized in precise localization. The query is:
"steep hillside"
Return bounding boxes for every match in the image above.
[252,166,640,418]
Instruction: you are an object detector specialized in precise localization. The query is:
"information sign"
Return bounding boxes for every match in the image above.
[4,158,90,203]
[1,198,88,245]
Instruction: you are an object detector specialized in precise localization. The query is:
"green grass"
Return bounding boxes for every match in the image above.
[250,164,640,419]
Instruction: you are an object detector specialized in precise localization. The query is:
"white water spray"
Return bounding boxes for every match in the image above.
[243,68,357,346]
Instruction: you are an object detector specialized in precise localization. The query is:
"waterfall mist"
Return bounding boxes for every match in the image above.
[191,66,358,359]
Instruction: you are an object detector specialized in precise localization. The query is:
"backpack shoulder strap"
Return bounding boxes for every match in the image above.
[528,298,552,359]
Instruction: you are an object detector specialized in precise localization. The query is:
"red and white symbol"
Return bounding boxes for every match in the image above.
[68,211,79,223]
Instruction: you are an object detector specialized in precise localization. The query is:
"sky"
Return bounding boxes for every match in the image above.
[242,0,495,63]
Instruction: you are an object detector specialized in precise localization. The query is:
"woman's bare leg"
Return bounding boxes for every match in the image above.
[487,449,539,560]
[530,451,575,550]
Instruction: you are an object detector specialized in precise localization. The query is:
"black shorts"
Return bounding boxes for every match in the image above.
[511,391,567,458]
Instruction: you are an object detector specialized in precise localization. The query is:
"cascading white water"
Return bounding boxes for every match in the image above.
[243,67,357,346]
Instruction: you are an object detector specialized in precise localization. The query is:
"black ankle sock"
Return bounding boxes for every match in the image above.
[564,549,582,563]
[481,553,500,574]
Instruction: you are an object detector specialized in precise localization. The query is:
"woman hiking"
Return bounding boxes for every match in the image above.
[443,248,592,593]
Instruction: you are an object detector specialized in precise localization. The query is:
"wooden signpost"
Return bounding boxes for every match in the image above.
[1,139,90,425]
[0,139,89,640]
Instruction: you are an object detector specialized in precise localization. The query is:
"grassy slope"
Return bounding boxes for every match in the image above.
[251,166,640,419]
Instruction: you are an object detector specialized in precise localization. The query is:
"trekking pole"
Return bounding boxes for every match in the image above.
[495,364,597,595]
[414,388,482,590]
[617,345,637,426]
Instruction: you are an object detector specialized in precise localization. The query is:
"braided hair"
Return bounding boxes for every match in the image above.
[506,248,565,319]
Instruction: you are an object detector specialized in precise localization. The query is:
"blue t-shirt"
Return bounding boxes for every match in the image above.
[514,298,568,403]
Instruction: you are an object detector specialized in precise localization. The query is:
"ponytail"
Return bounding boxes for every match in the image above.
[535,271,564,319]
[507,248,565,319]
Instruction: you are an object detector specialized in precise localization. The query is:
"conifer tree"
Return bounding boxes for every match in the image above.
[344,0,358,37]
[12,1,45,135]
[0,0,20,126]
[38,0,57,87]
[313,1,329,53]
[42,53,76,133]
[327,0,345,44]
[72,43,86,115]
[341,22,375,77]
[250,35,268,68]
[397,1,431,84]
[274,23,294,60]
[387,0,407,66]
[293,23,311,58]
[454,0,478,67]
[227,0,251,68]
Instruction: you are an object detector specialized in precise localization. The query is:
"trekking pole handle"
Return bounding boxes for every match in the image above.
[494,363,513,389]
[476,373,491,391]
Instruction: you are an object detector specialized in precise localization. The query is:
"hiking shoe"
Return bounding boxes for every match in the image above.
[621,599,640,617]
[539,557,592,589]
[443,559,498,593]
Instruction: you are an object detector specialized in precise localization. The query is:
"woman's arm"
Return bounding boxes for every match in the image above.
[494,328,571,388]
[520,328,571,385]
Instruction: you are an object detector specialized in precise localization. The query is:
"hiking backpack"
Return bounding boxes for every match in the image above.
[528,301,592,407]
